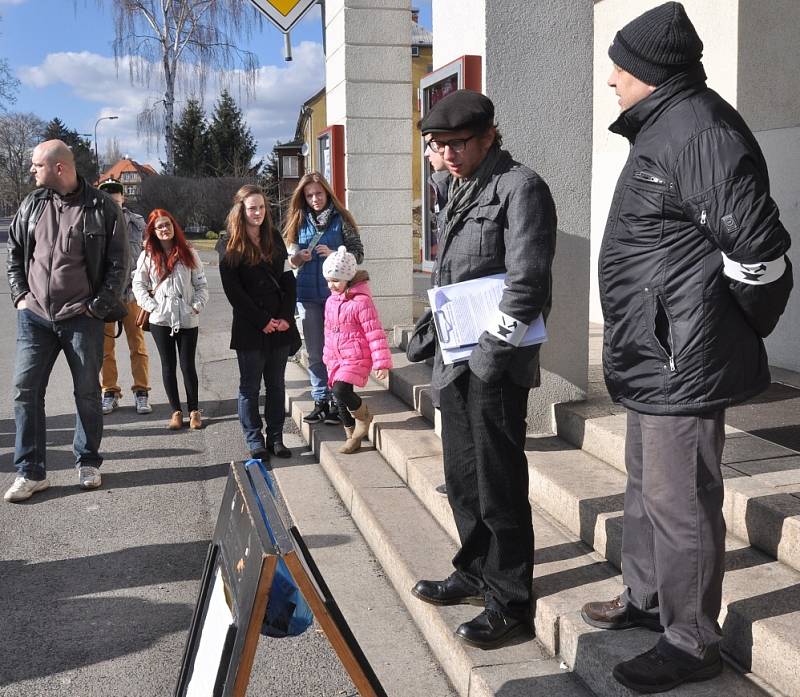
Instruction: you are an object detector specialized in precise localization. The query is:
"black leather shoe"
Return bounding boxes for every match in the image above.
[613,643,722,693]
[411,575,484,607]
[268,438,291,459]
[581,595,663,632]
[324,401,341,425]
[249,447,270,462]
[455,609,529,649]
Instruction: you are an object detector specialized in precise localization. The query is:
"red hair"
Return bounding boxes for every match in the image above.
[143,209,197,277]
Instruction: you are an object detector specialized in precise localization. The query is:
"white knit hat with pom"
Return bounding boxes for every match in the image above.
[322,245,357,281]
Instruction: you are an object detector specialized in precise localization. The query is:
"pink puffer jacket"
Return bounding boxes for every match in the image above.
[323,272,393,387]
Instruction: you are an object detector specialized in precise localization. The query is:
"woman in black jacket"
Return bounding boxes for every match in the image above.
[220,185,299,461]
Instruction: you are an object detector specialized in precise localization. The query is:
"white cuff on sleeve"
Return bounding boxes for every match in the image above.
[721,253,786,285]
[487,309,529,346]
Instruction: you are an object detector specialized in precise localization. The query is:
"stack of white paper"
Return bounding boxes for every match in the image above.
[427,274,547,365]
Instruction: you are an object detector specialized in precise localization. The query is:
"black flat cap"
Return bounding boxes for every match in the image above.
[98,178,123,194]
[420,89,495,134]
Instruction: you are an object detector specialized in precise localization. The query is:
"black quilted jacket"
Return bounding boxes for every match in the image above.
[599,66,793,415]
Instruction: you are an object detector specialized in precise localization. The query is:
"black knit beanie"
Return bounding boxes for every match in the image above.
[609,2,703,86]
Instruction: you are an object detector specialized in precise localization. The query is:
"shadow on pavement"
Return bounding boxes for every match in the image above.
[0,541,208,685]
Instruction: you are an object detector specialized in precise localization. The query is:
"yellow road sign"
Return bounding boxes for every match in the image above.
[249,0,318,33]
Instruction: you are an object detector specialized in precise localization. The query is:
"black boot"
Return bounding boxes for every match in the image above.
[268,437,291,459]
[455,609,529,649]
[613,642,722,693]
[324,400,341,425]
[303,399,329,424]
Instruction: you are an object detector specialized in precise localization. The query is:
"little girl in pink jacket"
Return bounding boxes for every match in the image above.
[322,246,392,453]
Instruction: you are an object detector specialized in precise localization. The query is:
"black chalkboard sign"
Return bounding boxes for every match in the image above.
[175,461,387,697]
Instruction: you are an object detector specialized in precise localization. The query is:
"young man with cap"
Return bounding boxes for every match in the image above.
[97,178,152,415]
[582,3,793,691]
[409,89,557,649]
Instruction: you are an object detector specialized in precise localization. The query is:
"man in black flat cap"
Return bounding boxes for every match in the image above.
[582,2,792,692]
[409,89,557,649]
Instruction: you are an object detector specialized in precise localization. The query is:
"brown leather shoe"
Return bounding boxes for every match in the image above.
[168,410,183,430]
[581,596,663,632]
[189,410,202,429]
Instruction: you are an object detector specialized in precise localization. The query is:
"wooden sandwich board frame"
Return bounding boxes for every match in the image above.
[175,460,387,697]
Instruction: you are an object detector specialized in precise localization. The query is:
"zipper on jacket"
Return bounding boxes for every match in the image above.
[654,293,677,373]
[633,170,667,186]
[699,209,707,225]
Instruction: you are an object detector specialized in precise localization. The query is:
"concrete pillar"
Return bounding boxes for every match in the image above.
[325,0,414,328]
[485,0,594,433]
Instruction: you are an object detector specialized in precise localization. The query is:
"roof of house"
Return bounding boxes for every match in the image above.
[412,22,433,46]
[96,158,158,184]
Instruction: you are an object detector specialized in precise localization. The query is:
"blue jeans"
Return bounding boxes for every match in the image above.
[13,309,105,480]
[297,300,330,401]
[236,343,291,452]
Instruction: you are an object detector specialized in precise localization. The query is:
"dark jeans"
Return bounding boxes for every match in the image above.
[621,409,726,659]
[332,380,361,427]
[236,343,291,451]
[439,370,532,621]
[150,324,199,412]
[13,309,104,479]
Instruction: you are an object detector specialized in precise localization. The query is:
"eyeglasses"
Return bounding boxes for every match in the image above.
[427,135,476,154]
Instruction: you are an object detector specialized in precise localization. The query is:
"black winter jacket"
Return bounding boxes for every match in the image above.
[600,67,793,415]
[7,179,129,320]
[219,229,298,351]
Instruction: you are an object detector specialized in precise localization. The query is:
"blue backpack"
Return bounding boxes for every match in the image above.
[245,458,314,638]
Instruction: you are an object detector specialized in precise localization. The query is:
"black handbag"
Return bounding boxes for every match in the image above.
[406,308,436,362]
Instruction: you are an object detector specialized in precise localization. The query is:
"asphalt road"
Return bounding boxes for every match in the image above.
[0,250,357,696]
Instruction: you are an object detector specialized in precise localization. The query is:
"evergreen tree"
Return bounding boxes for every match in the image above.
[207,90,257,177]
[43,118,97,181]
[173,98,210,177]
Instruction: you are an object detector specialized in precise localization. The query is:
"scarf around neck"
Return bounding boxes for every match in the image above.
[443,145,502,241]
[309,202,335,231]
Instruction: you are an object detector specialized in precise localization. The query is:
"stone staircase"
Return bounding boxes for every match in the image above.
[283,327,798,697]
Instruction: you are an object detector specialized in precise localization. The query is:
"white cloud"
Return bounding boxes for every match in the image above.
[18,43,325,168]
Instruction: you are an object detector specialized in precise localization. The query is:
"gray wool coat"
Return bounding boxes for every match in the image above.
[431,148,557,400]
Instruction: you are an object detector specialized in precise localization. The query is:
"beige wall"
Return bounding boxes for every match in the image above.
[591,0,800,372]
[325,0,414,329]
[432,0,485,87]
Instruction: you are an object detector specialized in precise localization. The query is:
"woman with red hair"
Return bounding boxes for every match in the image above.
[133,209,209,430]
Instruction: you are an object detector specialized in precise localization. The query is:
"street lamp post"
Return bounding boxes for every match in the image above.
[94,116,119,181]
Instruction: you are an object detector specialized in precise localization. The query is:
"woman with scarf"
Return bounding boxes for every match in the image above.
[133,209,209,431]
[283,172,363,426]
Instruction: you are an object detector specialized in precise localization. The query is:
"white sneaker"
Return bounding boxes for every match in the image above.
[79,466,102,490]
[4,476,49,502]
[101,392,119,415]
[134,391,152,414]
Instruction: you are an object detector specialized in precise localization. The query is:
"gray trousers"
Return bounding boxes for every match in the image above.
[621,409,726,659]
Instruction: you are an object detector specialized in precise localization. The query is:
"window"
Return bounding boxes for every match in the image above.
[124,186,137,196]
[121,172,139,182]
[411,45,420,57]
[281,155,299,178]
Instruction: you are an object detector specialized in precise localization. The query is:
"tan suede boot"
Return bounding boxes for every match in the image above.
[168,410,183,430]
[349,403,372,441]
[337,425,355,454]
[339,403,372,454]
[189,410,202,429]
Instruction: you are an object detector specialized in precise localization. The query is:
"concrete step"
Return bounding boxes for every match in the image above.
[285,362,778,697]
[388,347,800,578]
[379,350,798,697]
[284,363,593,697]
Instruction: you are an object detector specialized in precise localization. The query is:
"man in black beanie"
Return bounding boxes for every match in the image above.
[583,2,793,692]
[408,89,557,649]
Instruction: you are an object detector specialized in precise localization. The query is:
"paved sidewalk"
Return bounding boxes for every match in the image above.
[0,252,450,696]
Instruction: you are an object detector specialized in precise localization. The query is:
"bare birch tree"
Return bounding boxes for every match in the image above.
[102,0,262,175]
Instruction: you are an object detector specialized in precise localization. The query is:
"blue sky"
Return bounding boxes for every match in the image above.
[1,0,431,169]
